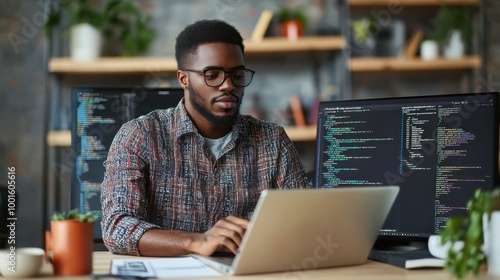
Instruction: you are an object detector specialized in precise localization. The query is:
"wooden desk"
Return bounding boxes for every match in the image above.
[22,251,499,279]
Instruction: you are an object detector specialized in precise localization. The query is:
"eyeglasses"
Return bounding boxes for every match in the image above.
[182,67,255,87]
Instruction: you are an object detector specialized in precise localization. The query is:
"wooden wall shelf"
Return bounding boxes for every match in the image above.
[283,126,317,142]
[349,56,481,72]
[49,36,345,74]
[49,57,178,74]
[244,36,345,53]
[47,125,317,147]
[348,0,478,6]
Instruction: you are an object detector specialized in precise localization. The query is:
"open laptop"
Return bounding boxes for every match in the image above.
[192,186,399,275]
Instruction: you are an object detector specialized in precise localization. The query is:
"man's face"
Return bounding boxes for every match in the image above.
[181,43,245,128]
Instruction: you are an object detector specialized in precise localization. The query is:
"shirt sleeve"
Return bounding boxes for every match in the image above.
[275,126,313,189]
[100,120,160,255]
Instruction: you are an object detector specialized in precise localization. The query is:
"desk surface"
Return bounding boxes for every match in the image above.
[14,251,499,279]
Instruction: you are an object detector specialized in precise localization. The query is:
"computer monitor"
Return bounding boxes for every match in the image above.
[314,92,499,245]
[71,87,184,241]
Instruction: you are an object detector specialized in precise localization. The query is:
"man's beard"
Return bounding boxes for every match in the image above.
[188,85,242,128]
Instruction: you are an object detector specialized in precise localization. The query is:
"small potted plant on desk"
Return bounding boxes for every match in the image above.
[277,5,308,40]
[439,188,500,278]
[45,209,97,276]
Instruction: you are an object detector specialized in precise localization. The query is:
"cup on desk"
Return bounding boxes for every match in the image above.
[0,247,45,278]
[45,220,94,276]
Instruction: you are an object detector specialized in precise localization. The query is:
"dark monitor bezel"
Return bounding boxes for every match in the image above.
[313,92,499,243]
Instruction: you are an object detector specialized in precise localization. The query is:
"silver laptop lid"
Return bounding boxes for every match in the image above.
[230,186,399,275]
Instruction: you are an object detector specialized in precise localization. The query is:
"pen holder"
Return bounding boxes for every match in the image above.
[45,220,94,276]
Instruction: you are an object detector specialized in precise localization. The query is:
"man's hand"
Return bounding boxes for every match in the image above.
[191,216,250,256]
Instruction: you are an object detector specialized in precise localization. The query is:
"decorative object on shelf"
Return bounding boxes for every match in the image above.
[430,5,472,59]
[317,0,340,35]
[277,5,308,40]
[443,30,464,59]
[439,188,500,278]
[351,17,405,58]
[420,39,439,61]
[45,0,103,62]
[351,17,376,56]
[70,23,101,62]
[45,0,155,60]
[251,9,274,42]
[45,209,97,276]
[404,29,423,59]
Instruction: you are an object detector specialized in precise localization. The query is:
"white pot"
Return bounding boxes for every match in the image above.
[420,40,439,61]
[70,23,101,62]
[443,29,464,59]
[483,211,500,276]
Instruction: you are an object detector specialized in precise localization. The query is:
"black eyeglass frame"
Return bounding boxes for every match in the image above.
[181,67,256,88]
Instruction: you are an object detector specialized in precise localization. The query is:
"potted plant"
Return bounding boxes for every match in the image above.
[277,5,308,40]
[439,188,500,278]
[46,209,97,276]
[45,0,155,61]
[351,16,376,57]
[430,5,472,59]
[45,0,103,61]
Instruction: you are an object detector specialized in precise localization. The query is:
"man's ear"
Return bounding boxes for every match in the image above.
[177,70,188,89]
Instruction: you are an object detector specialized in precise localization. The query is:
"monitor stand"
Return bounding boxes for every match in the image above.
[372,239,427,251]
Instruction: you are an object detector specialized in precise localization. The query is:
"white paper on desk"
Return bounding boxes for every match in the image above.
[111,257,221,278]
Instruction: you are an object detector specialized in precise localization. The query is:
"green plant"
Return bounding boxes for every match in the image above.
[102,0,155,56]
[44,0,155,56]
[52,209,97,223]
[430,5,472,46]
[276,5,308,27]
[45,0,103,38]
[351,16,376,44]
[439,188,492,278]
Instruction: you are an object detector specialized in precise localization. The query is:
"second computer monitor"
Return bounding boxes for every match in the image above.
[71,87,184,241]
[314,92,499,241]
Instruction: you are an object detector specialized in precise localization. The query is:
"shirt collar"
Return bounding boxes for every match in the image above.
[174,98,243,140]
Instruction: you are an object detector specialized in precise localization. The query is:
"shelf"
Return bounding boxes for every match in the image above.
[244,36,345,53]
[48,36,345,74]
[348,0,478,6]
[47,130,71,147]
[47,125,317,147]
[283,125,317,142]
[49,57,178,74]
[349,56,481,72]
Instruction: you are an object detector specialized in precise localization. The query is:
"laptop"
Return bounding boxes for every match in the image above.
[192,186,400,275]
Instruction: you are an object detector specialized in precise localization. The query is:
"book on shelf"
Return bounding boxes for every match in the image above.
[250,9,274,42]
[404,29,424,59]
[289,95,307,126]
[369,249,445,269]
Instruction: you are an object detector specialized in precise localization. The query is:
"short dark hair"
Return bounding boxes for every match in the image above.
[175,19,245,69]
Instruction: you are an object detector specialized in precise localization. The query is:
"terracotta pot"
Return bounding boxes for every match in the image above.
[280,20,303,40]
[46,220,94,276]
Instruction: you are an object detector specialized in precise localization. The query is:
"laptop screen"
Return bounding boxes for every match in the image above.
[71,87,184,241]
[314,92,499,240]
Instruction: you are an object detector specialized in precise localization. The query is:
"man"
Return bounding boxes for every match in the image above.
[101,19,310,257]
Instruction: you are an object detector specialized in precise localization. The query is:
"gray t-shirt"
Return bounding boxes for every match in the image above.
[204,132,233,160]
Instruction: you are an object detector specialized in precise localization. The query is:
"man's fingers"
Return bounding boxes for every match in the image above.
[213,218,247,240]
[224,215,250,229]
